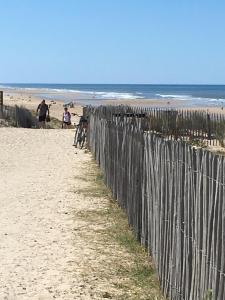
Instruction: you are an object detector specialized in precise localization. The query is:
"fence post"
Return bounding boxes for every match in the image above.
[207,112,211,141]
[0,91,3,117]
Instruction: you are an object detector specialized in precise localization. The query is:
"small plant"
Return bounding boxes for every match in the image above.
[188,139,207,148]
[215,121,225,147]
[203,289,213,300]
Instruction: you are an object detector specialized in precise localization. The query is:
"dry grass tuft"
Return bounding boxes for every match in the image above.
[75,161,166,300]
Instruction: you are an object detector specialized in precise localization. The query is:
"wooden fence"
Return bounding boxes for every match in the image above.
[0,105,36,128]
[91,106,225,147]
[86,106,225,300]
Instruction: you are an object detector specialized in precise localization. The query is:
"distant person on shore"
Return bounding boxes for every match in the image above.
[36,99,49,128]
[62,107,71,128]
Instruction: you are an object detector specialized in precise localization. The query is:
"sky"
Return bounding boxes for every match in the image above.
[0,0,225,84]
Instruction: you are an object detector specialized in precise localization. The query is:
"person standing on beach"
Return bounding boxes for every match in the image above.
[36,99,49,128]
[62,107,71,128]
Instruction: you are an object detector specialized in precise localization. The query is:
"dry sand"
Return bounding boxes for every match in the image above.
[0,124,165,300]
[0,129,91,299]
[0,128,139,300]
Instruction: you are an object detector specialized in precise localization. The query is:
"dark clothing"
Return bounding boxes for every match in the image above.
[39,115,46,122]
[63,121,71,125]
[38,103,49,117]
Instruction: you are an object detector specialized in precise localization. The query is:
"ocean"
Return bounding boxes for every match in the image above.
[1,83,225,107]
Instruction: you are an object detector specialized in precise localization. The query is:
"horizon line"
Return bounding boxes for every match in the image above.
[1,82,225,86]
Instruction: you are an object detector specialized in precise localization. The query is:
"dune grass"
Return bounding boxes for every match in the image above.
[75,161,166,300]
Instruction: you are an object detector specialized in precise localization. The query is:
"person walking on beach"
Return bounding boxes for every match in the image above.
[36,99,49,128]
[62,107,71,129]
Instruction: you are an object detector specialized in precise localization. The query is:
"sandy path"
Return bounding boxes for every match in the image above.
[0,128,100,300]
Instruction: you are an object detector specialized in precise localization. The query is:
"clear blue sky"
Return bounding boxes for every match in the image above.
[0,0,225,84]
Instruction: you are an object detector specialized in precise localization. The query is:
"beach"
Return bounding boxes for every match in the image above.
[2,86,225,115]
[0,90,165,299]
[1,1,224,298]
[0,87,224,299]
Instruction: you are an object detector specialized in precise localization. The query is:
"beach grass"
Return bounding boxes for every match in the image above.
[75,160,166,300]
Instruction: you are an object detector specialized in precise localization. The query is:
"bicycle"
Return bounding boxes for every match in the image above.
[73,123,87,149]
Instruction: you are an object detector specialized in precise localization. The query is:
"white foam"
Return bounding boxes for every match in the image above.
[45,88,144,100]
[208,98,225,102]
[0,85,144,100]
[63,90,144,99]
[156,94,192,100]
[94,92,144,100]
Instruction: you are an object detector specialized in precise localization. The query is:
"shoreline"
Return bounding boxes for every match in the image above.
[1,87,225,115]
